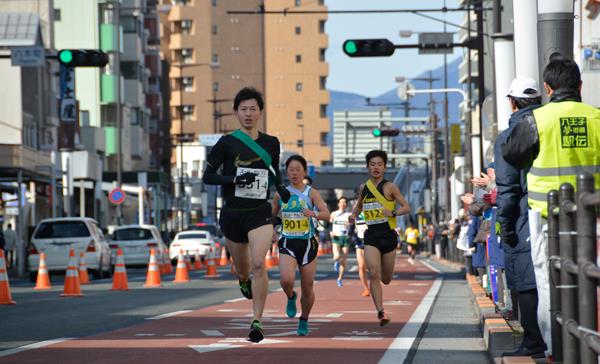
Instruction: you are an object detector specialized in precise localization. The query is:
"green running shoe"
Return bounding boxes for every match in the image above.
[239,279,252,299]
[286,291,297,318]
[297,319,309,336]
[248,320,264,343]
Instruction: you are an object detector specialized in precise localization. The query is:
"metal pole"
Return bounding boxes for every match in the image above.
[179,65,184,232]
[114,1,123,225]
[576,173,597,363]
[428,70,437,225]
[475,0,485,174]
[51,151,56,218]
[16,170,25,277]
[548,189,563,362]
[138,187,144,225]
[80,179,85,217]
[465,0,473,193]
[558,183,579,364]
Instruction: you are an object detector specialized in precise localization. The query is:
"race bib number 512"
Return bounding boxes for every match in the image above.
[235,167,268,199]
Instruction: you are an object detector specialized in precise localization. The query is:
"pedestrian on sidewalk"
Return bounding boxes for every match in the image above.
[349,150,411,326]
[3,224,17,269]
[330,197,351,287]
[202,87,291,343]
[272,155,330,336]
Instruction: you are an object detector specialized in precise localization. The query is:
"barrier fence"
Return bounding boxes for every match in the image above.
[548,173,600,364]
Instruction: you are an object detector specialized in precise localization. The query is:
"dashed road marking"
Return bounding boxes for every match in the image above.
[420,259,442,273]
[0,338,74,358]
[201,330,225,337]
[145,310,192,320]
[384,300,412,306]
[408,282,429,286]
[189,343,242,354]
[224,297,247,303]
[332,337,384,341]
[134,334,156,337]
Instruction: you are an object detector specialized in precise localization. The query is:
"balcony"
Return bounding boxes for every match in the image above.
[458,13,477,44]
[101,73,120,103]
[167,5,186,22]
[80,126,106,154]
[169,33,184,50]
[124,79,144,108]
[100,23,119,52]
[104,126,117,155]
[122,33,143,62]
[458,56,479,84]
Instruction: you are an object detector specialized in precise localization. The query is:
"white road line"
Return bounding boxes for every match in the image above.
[134,334,156,337]
[145,310,192,320]
[0,338,74,358]
[224,297,247,303]
[332,337,384,341]
[201,330,225,337]
[419,259,441,273]
[165,334,185,337]
[379,277,443,364]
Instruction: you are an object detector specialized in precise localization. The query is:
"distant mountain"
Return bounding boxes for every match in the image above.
[327,57,463,134]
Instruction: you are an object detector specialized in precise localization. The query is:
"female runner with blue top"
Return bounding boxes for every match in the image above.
[272,155,330,336]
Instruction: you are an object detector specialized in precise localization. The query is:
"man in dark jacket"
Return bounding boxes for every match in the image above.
[495,77,546,358]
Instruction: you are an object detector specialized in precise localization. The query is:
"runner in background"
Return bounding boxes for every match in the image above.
[330,197,351,287]
[272,155,330,336]
[404,222,419,264]
[354,211,370,297]
[350,150,411,326]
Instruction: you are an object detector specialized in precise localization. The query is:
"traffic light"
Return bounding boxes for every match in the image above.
[58,49,109,68]
[343,39,395,57]
[372,128,400,137]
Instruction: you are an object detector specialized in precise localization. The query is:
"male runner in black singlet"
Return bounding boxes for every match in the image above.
[349,150,410,326]
[203,87,290,342]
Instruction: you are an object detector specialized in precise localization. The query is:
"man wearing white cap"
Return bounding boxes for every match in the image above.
[494,77,546,359]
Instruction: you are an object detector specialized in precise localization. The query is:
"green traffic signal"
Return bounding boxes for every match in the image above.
[58,50,73,64]
[372,128,400,137]
[344,40,357,55]
[372,128,382,137]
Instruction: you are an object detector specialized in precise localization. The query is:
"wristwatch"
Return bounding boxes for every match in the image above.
[392,210,397,217]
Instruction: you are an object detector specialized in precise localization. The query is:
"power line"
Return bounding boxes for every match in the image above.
[228,7,493,15]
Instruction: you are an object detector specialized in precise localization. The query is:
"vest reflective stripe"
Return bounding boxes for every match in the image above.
[528,101,600,217]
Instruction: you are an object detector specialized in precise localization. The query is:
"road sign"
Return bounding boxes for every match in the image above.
[418,32,454,54]
[60,65,76,122]
[11,46,45,67]
[108,188,126,205]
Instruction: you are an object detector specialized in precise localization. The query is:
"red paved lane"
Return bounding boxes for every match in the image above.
[1,257,438,364]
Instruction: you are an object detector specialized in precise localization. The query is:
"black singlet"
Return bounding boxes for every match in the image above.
[360,179,394,233]
[203,131,282,209]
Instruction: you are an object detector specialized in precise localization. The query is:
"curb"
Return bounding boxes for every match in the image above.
[465,274,537,364]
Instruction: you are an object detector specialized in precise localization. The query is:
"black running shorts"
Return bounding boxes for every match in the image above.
[278,236,318,266]
[364,228,398,255]
[219,203,272,243]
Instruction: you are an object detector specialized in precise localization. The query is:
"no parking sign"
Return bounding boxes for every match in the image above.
[108,188,126,205]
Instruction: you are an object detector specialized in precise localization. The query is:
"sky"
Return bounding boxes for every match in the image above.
[325,0,463,97]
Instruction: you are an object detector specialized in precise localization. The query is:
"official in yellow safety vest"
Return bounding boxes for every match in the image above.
[502,53,600,218]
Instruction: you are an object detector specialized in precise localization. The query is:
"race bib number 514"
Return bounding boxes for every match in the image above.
[235,167,268,199]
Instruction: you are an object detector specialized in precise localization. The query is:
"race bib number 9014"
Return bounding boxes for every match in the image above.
[235,167,268,199]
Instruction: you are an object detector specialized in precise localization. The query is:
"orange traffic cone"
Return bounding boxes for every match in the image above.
[173,250,190,283]
[61,249,83,297]
[205,248,220,278]
[34,252,52,290]
[163,248,173,275]
[272,243,279,266]
[78,252,90,284]
[185,253,193,271]
[111,249,129,291]
[143,249,162,288]
[317,242,326,257]
[0,250,15,304]
[265,248,274,269]
[218,247,229,266]
[194,251,203,270]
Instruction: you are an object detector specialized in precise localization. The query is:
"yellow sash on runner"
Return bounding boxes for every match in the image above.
[365,179,397,229]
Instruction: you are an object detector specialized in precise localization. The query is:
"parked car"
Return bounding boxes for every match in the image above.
[187,223,224,246]
[169,230,215,262]
[108,225,168,266]
[28,217,112,282]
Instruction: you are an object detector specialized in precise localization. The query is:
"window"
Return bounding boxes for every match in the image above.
[173,0,191,5]
[192,160,200,172]
[318,0,324,4]
[182,105,194,120]
[181,19,193,34]
[54,9,61,21]
[34,221,91,239]
[296,111,303,119]
[122,16,138,34]
[212,0,217,6]
[295,0,301,6]
[212,25,218,35]
[212,53,219,64]
[182,162,188,172]
[181,48,193,63]
[320,104,327,118]
[295,54,302,63]
[182,77,194,92]
[297,140,304,148]
[113,228,152,241]
[296,82,303,92]
[213,82,220,92]
[319,48,326,62]
[320,132,328,146]
[320,76,327,90]
[295,26,301,35]
[319,20,325,33]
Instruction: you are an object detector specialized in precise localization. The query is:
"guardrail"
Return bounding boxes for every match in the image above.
[548,173,600,364]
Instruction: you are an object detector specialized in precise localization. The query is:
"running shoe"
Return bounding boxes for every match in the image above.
[286,291,297,318]
[248,320,264,343]
[297,319,309,336]
[333,261,340,273]
[336,278,343,287]
[239,279,253,299]
[378,310,391,326]
[361,289,371,297]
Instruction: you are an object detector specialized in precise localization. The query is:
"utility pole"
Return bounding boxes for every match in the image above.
[443,0,451,222]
